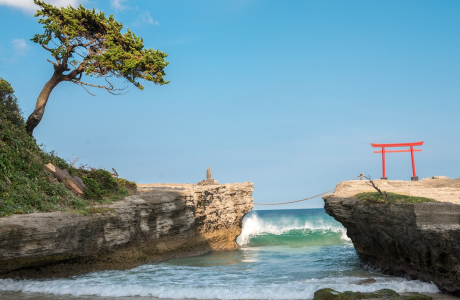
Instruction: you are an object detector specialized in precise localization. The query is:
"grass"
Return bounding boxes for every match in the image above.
[356,191,437,204]
[72,207,116,216]
[0,77,137,218]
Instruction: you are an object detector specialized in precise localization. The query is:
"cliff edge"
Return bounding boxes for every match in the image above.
[0,182,253,278]
[323,178,460,295]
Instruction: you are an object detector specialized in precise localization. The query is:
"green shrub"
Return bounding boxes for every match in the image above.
[116,177,137,190]
[356,192,437,204]
[0,78,23,125]
[0,77,136,217]
[82,177,104,200]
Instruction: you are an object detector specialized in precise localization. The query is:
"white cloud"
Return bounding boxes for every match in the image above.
[111,0,129,12]
[0,0,82,14]
[12,38,29,56]
[135,11,159,26]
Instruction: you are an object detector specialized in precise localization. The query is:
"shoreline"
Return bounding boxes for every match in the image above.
[0,183,254,279]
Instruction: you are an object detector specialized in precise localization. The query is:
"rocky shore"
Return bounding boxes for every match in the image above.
[323,178,460,295]
[0,182,253,279]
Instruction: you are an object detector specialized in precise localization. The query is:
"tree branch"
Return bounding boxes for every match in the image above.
[62,68,82,81]
[79,83,96,96]
[72,38,97,49]
[71,78,128,95]
[46,59,57,67]
[41,43,53,52]
[364,175,388,200]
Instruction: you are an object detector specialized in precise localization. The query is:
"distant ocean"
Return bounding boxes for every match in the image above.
[0,209,442,300]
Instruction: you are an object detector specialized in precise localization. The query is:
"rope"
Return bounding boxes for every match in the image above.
[253,175,361,205]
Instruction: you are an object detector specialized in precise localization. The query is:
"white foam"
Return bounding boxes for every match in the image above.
[0,212,438,299]
[236,212,350,245]
[0,275,439,299]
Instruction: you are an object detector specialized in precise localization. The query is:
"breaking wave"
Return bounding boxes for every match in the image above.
[236,211,350,247]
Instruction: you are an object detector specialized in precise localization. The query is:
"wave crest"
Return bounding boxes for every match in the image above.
[236,212,350,246]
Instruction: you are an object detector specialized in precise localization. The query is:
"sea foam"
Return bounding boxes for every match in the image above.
[236,211,350,246]
[0,209,441,299]
[0,275,439,299]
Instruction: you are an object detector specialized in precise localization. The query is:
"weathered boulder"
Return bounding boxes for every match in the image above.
[323,179,460,295]
[0,182,253,278]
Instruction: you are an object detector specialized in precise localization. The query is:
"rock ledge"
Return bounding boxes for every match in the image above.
[323,178,460,295]
[0,182,253,278]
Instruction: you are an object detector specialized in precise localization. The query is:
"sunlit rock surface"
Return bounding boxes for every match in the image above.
[0,182,253,278]
[323,178,460,295]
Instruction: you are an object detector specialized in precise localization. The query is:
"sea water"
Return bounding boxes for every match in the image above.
[0,209,442,299]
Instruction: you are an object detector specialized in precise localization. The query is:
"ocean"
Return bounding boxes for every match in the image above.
[0,209,446,299]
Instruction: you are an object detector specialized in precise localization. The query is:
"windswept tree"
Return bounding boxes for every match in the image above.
[26,0,169,136]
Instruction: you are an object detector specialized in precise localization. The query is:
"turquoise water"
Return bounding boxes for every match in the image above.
[0,209,440,299]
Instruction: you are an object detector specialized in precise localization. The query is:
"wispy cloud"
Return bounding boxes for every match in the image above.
[12,38,29,56]
[111,0,129,12]
[133,11,159,27]
[0,0,82,14]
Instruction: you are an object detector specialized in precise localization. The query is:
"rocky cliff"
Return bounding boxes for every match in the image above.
[0,182,253,279]
[323,178,460,295]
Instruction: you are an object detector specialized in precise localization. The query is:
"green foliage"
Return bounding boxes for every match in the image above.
[72,207,115,216]
[0,78,136,217]
[312,288,433,300]
[78,169,130,201]
[116,177,137,190]
[0,78,23,125]
[1,78,82,217]
[81,176,103,200]
[31,0,169,91]
[356,192,437,204]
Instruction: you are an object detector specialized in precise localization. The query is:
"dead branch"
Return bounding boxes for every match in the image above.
[364,175,389,200]
[68,156,82,168]
[44,163,84,195]
[79,164,89,170]
[364,175,384,195]
[111,168,119,178]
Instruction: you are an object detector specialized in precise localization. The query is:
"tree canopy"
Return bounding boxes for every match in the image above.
[26,0,169,135]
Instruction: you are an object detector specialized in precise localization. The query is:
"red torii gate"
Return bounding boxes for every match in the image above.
[371,141,424,181]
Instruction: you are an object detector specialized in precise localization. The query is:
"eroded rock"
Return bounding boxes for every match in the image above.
[323,179,460,295]
[0,182,253,278]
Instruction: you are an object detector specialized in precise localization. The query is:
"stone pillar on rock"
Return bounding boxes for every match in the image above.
[198,167,219,186]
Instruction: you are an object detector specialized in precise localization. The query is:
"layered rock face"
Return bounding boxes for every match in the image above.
[0,182,253,279]
[323,179,460,295]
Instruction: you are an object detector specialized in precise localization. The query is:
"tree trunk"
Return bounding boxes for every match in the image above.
[44,163,84,196]
[26,73,63,136]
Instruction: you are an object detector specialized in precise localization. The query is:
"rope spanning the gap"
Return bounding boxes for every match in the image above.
[253,175,362,205]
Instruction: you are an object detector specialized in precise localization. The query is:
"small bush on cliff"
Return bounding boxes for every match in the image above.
[77,169,133,202]
[356,192,437,204]
[0,77,136,217]
[358,176,437,204]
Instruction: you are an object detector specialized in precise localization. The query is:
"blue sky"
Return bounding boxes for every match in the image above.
[1,0,459,209]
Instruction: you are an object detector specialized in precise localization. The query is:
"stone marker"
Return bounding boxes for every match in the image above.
[198,167,219,186]
[207,167,211,181]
